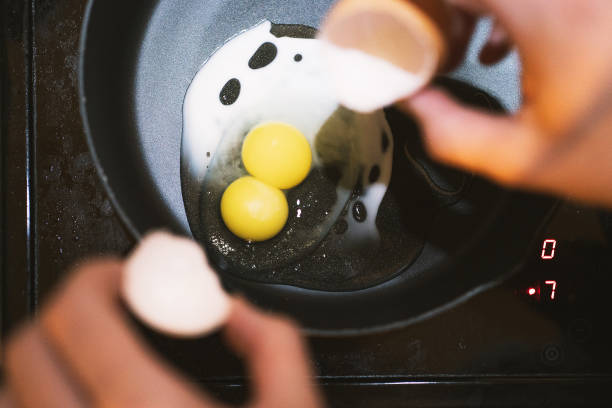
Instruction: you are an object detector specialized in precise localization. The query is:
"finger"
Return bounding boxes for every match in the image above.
[40,260,221,408]
[224,299,322,408]
[403,88,542,185]
[444,7,478,70]
[479,19,512,65]
[4,324,84,408]
[446,0,487,15]
[449,0,541,45]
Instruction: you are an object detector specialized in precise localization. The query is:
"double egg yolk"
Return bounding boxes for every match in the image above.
[220,122,312,241]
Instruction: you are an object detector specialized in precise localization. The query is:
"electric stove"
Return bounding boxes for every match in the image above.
[2,1,612,406]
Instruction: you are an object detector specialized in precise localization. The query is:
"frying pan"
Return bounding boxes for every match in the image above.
[79,0,555,335]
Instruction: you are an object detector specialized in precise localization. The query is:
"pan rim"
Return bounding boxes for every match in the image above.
[79,0,144,241]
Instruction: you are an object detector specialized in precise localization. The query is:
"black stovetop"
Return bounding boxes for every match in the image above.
[2,1,612,406]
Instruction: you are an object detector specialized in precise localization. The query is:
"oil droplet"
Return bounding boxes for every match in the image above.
[368,165,381,183]
[381,131,390,153]
[352,201,367,222]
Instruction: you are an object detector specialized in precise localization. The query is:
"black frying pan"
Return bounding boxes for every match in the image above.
[79,0,555,335]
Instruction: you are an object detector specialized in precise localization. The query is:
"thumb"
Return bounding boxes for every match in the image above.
[402,88,541,185]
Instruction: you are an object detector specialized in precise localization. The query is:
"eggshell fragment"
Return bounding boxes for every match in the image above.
[122,231,231,337]
[319,41,427,113]
[318,0,446,112]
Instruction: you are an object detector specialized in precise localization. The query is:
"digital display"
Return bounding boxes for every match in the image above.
[510,203,612,347]
[520,239,561,302]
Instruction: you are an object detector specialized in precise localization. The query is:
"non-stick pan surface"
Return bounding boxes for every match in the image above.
[79,0,554,335]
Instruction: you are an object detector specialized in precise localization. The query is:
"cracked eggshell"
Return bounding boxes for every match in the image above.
[121,231,231,337]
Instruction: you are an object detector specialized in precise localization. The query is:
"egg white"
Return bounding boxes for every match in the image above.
[182,20,394,254]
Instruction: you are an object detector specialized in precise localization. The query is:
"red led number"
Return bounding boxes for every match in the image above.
[541,239,557,260]
[545,280,557,300]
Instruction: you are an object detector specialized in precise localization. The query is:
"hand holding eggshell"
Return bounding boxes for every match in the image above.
[2,239,322,407]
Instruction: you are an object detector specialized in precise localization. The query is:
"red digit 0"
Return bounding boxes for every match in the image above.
[541,239,557,260]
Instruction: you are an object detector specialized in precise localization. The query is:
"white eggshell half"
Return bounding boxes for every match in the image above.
[319,41,427,113]
[122,231,231,337]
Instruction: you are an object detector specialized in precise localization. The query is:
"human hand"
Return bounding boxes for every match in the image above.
[1,260,322,408]
[406,0,612,207]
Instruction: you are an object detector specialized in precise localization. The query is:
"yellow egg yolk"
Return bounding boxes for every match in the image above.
[241,122,312,189]
[220,176,289,242]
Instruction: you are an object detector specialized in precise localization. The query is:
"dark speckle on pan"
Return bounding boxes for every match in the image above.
[369,165,381,183]
[219,78,241,105]
[248,42,278,69]
[352,179,363,198]
[294,54,303,62]
[382,131,390,153]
